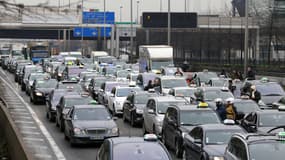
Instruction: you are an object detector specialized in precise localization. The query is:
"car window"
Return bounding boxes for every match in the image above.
[249,141,285,160]
[229,137,248,160]
[259,113,285,127]
[73,108,111,121]
[205,130,243,145]
[180,111,221,125]
[256,83,284,96]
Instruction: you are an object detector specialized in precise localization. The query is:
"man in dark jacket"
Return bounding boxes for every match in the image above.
[215,98,226,121]
[246,67,256,80]
[249,85,261,103]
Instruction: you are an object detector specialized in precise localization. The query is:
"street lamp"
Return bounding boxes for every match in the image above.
[120,6,123,22]
[167,0,171,45]
[136,0,140,24]
[130,0,134,57]
[244,0,249,76]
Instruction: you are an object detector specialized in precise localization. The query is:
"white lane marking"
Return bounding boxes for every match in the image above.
[23,137,44,142]
[9,108,27,111]
[20,131,41,135]
[15,120,34,124]
[27,145,49,150]
[0,72,66,160]
[10,111,30,115]
[19,126,37,129]
[12,115,32,119]
[34,154,52,159]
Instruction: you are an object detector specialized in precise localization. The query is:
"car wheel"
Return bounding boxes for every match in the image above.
[55,117,59,127]
[60,121,64,132]
[64,129,69,140]
[175,140,183,158]
[46,112,49,119]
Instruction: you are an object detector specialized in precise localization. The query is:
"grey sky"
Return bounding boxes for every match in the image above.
[14,0,232,21]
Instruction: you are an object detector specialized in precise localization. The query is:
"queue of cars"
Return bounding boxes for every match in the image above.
[2,53,285,160]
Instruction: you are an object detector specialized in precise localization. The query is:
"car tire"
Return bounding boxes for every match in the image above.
[46,112,49,119]
[64,130,69,140]
[60,121,64,132]
[55,117,59,127]
[21,84,25,91]
[175,140,183,158]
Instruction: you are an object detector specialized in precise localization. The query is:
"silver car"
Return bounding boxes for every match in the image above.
[143,96,187,137]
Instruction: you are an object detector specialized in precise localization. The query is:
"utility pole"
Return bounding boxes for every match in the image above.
[167,0,171,45]
[130,0,134,58]
[120,6,123,22]
[81,0,84,55]
[103,0,106,51]
[244,0,249,76]
[137,0,140,24]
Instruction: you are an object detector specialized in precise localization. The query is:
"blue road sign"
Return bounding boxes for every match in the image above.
[73,27,112,38]
[83,12,115,24]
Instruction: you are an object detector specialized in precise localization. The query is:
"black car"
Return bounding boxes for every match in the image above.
[161,104,222,158]
[225,127,285,160]
[97,135,172,160]
[64,105,119,146]
[183,124,245,160]
[30,79,57,104]
[240,110,285,133]
[46,89,78,122]
[55,94,93,131]
[122,91,158,126]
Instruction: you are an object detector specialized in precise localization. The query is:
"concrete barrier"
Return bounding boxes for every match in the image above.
[0,99,33,160]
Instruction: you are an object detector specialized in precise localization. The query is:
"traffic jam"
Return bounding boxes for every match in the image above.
[1,44,285,160]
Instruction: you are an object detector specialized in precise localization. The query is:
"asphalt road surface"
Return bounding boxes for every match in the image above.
[0,68,180,160]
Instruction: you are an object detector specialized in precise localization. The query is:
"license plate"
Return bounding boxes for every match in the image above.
[90,136,103,140]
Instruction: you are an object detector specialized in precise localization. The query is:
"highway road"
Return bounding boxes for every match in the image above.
[0,68,179,160]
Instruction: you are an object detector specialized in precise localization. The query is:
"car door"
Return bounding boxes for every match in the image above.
[188,127,203,159]
[225,137,248,160]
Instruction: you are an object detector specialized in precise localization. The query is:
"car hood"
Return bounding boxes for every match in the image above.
[73,120,117,129]
[36,88,54,94]
[261,95,283,105]
[203,144,227,156]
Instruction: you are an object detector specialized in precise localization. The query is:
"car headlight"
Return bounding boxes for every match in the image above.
[210,156,224,160]
[35,92,43,96]
[73,128,86,135]
[111,127,118,134]
[136,108,143,114]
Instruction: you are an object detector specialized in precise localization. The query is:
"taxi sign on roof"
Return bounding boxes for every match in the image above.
[278,132,285,141]
[89,100,98,105]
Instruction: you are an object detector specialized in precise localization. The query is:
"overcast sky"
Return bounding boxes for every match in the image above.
[14,0,232,21]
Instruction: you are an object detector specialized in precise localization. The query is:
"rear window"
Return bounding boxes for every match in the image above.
[113,143,170,160]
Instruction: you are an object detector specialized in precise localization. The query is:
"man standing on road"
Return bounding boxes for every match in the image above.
[246,67,256,80]
[215,98,226,121]
[225,98,237,121]
[249,85,261,104]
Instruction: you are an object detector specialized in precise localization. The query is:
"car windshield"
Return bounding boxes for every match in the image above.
[113,143,170,160]
[259,113,285,127]
[161,79,187,88]
[52,92,66,102]
[36,80,57,88]
[176,89,195,97]
[197,72,218,83]
[205,130,242,145]
[234,102,260,114]
[204,90,234,101]
[73,108,111,121]
[135,94,151,104]
[116,88,141,97]
[249,142,285,160]
[256,83,284,96]
[180,111,221,125]
[157,101,185,114]
[117,71,130,78]
[65,97,93,108]
[152,60,172,70]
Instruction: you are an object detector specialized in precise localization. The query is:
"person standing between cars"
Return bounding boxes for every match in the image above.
[246,67,256,80]
[225,98,237,121]
[144,80,153,91]
[249,85,261,104]
[220,69,227,78]
[174,67,183,76]
[215,98,226,121]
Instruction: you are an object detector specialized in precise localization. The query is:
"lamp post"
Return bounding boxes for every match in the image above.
[130,0,134,57]
[103,0,106,51]
[81,0,84,55]
[136,0,140,24]
[244,0,249,76]
[120,6,123,22]
[167,0,171,45]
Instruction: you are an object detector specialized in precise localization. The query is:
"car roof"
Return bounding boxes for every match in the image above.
[159,76,185,80]
[233,133,281,144]
[63,94,87,99]
[199,124,244,131]
[256,110,285,115]
[150,96,187,102]
[73,105,105,109]
[171,104,213,111]
[234,98,256,103]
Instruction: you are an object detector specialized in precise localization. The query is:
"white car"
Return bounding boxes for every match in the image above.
[157,76,188,95]
[142,96,187,137]
[108,86,141,115]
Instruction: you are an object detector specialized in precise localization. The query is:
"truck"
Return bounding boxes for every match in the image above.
[139,45,173,74]
[27,42,50,63]
[0,44,11,65]
[90,51,108,64]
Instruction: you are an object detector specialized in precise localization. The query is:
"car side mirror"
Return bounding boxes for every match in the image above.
[148,109,155,114]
